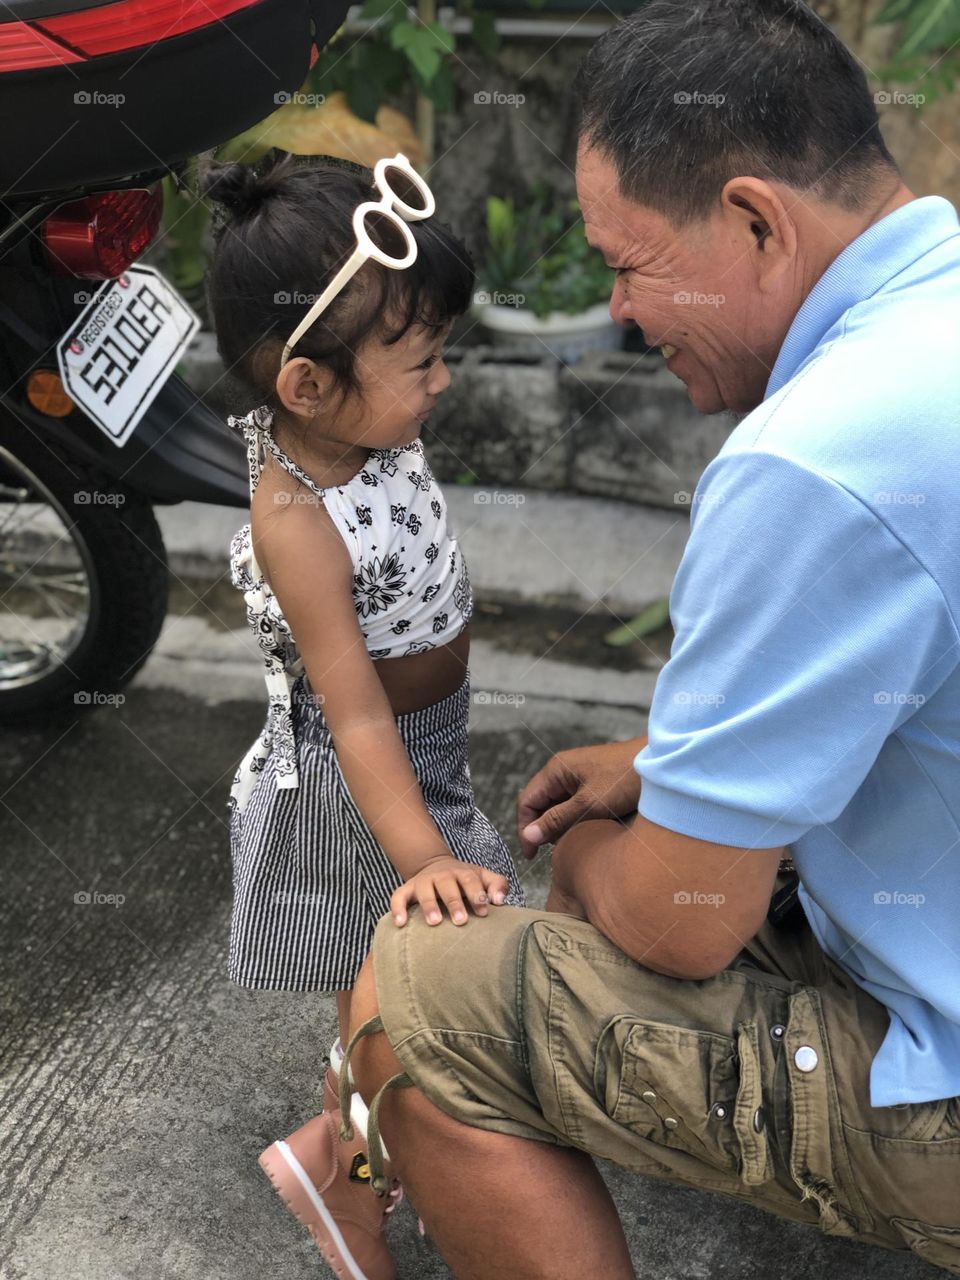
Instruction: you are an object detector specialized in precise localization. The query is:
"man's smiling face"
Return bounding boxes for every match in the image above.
[576,140,803,417]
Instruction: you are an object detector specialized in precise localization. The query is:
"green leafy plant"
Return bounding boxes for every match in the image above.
[306,0,527,120]
[874,0,960,57]
[872,0,960,104]
[479,181,613,318]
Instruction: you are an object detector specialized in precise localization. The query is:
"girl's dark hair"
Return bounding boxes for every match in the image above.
[202,152,475,413]
[573,0,900,230]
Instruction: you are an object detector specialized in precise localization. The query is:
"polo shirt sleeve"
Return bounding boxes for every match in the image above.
[635,450,959,848]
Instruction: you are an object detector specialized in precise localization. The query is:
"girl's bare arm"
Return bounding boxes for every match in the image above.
[256,494,462,882]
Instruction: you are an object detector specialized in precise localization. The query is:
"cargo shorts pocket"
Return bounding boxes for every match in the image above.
[593,1014,773,1186]
[891,1219,960,1275]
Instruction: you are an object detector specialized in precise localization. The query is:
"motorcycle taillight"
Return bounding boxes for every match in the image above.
[0,0,260,71]
[42,186,163,280]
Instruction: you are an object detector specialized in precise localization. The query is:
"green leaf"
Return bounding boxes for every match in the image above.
[471,9,500,58]
[361,0,402,17]
[416,58,455,111]
[390,19,454,83]
[364,37,408,92]
[604,599,671,647]
[389,19,419,49]
[486,195,514,253]
[423,19,456,55]
[404,40,441,83]
[873,0,960,54]
[346,66,383,121]
[874,0,920,20]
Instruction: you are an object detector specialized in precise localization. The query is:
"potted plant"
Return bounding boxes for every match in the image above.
[472,180,621,362]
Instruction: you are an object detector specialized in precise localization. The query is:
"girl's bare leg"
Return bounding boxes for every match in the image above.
[335,989,352,1054]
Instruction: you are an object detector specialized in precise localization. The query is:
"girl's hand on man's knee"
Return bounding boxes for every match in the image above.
[390,857,509,928]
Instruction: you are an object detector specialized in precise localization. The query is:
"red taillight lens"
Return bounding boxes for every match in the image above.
[43,186,163,279]
[0,0,260,72]
[0,22,83,71]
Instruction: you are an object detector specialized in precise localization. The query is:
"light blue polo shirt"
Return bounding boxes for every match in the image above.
[634,195,960,1107]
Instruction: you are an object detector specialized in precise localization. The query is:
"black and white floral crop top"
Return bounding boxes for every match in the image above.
[226,404,472,814]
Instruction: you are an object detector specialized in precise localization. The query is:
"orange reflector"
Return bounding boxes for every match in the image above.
[27,370,75,417]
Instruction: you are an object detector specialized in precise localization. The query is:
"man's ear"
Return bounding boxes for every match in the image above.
[721,177,798,293]
[275,357,332,420]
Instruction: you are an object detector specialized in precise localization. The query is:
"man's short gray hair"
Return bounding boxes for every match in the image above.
[573,0,899,228]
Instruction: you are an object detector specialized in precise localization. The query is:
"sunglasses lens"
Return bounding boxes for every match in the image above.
[380,164,430,214]
[360,208,411,261]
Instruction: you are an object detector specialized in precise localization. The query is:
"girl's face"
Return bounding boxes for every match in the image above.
[348,318,455,450]
[274,316,456,458]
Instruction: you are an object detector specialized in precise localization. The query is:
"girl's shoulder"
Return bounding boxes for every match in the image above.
[353,437,441,501]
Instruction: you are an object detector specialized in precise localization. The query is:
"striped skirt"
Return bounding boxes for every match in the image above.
[227,668,526,991]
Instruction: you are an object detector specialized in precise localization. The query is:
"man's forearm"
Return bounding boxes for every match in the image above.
[552,817,780,981]
[559,824,700,978]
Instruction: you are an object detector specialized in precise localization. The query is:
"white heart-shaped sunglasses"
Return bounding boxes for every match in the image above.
[280,152,436,366]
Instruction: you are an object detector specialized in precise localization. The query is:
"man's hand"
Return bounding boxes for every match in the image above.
[516,737,647,859]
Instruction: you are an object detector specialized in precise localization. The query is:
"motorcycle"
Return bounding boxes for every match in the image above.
[0,0,351,722]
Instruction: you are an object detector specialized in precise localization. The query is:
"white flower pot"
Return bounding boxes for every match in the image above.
[471,299,623,363]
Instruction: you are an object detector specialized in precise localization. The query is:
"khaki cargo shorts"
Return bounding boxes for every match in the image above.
[369,878,960,1274]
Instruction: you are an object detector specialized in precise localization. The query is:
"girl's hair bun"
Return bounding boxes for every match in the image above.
[203,156,291,219]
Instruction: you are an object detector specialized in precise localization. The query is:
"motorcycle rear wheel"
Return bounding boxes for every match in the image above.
[0,418,169,724]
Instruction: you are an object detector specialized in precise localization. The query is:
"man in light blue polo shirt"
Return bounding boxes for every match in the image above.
[633,188,960,1112]
[315,5,960,1278]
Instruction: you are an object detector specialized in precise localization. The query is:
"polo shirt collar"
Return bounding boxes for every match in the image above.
[765,194,959,400]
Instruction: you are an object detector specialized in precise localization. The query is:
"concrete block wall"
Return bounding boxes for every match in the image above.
[423,347,735,510]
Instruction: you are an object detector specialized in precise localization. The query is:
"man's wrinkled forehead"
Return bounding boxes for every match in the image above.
[576,140,669,262]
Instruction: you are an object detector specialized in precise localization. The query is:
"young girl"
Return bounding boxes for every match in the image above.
[204,151,525,1279]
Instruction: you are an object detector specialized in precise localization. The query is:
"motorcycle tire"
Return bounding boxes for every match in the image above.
[0,416,169,725]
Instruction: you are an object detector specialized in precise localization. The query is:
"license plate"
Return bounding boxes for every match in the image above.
[57,265,200,448]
